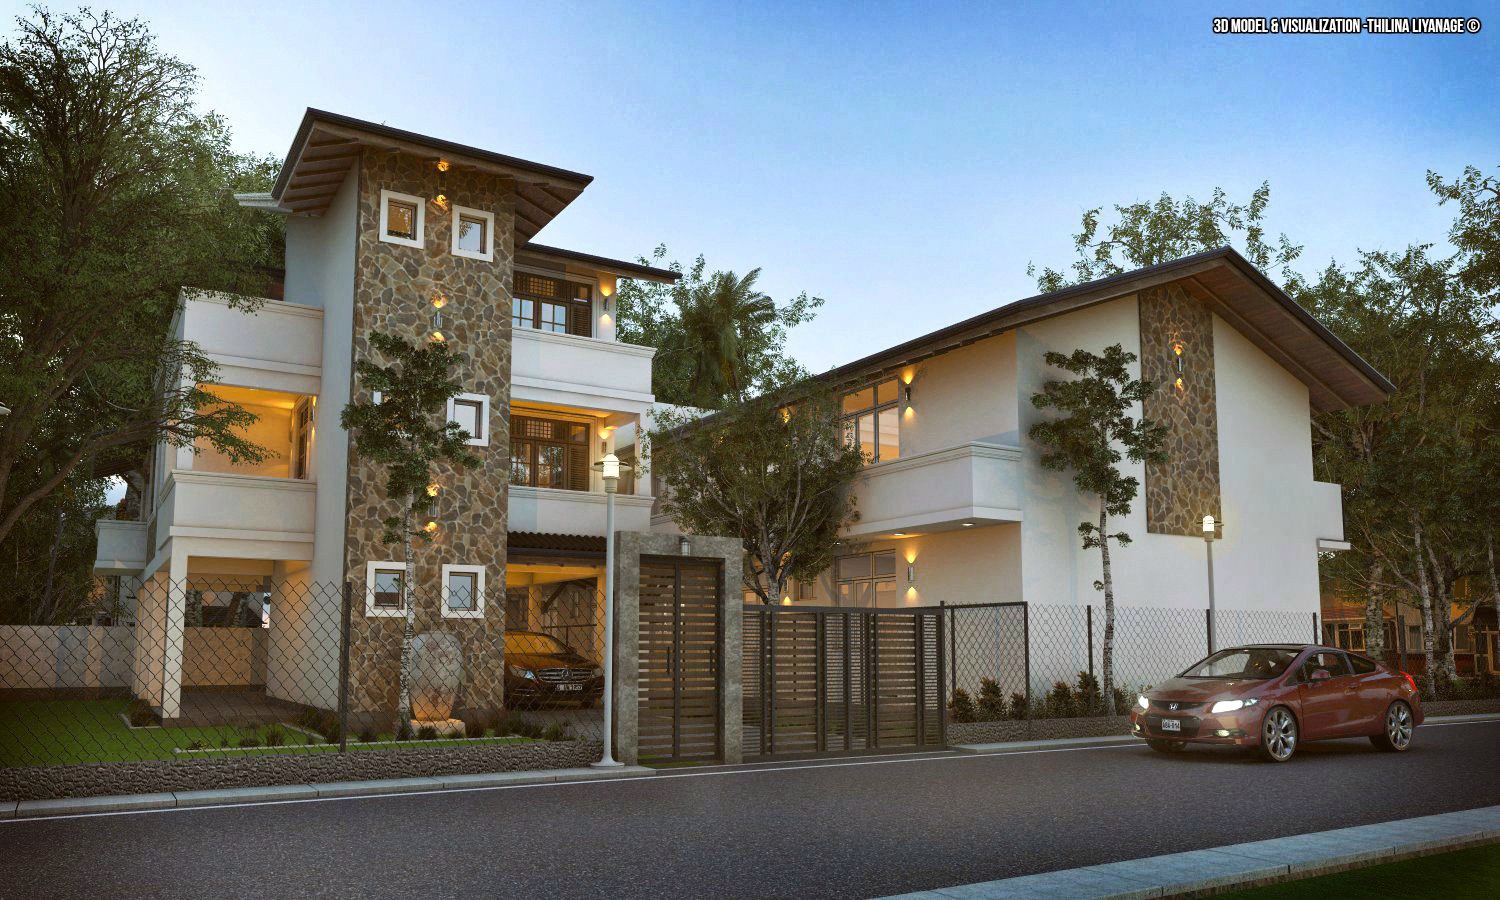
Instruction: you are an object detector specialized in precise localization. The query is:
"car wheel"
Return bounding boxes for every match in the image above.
[1370,700,1414,752]
[1146,739,1185,753]
[1260,706,1298,762]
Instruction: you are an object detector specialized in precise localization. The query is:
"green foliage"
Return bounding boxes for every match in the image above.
[236,736,261,748]
[650,388,865,603]
[0,7,281,586]
[541,722,567,742]
[261,725,286,747]
[1428,165,1500,295]
[947,688,976,723]
[416,725,438,741]
[394,722,414,741]
[495,712,545,739]
[125,698,159,728]
[1029,344,1167,552]
[615,245,822,408]
[1007,691,1028,720]
[976,677,1006,720]
[1028,181,1303,292]
[341,332,481,546]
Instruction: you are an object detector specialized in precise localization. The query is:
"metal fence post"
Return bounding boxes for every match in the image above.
[1206,608,1214,656]
[936,608,948,748]
[338,581,352,753]
[1086,605,1094,681]
[1313,611,1320,645]
[1022,602,1032,725]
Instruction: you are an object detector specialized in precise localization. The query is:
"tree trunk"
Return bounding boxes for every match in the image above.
[1098,506,1117,716]
[1487,529,1500,672]
[36,505,65,625]
[397,507,416,733]
[1412,517,1438,697]
[1364,562,1385,661]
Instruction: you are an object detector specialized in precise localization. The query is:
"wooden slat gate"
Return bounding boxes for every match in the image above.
[638,557,724,762]
[743,606,944,758]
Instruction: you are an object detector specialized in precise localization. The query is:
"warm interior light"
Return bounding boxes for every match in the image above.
[781,597,792,606]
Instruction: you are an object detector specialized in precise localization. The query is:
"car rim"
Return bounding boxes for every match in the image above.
[1387,704,1412,749]
[1264,709,1295,760]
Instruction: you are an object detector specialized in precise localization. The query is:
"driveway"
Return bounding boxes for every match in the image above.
[2,718,1497,898]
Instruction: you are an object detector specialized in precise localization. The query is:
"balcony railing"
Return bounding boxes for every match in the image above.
[845,441,1024,538]
[508,485,655,537]
[154,470,316,551]
[509,328,654,414]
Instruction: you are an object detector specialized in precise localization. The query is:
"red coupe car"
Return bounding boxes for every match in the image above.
[1130,644,1422,762]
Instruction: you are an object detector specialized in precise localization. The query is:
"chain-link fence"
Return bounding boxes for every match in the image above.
[943,601,1319,723]
[0,577,605,769]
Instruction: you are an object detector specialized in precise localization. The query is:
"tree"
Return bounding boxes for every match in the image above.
[341,333,478,731]
[649,388,865,604]
[1028,181,1303,292]
[1029,345,1167,715]
[615,245,822,408]
[0,8,281,568]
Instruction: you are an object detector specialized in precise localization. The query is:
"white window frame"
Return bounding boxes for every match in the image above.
[440,564,487,619]
[378,189,425,249]
[450,205,495,262]
[447,392,490,447]
[365,560,411,618]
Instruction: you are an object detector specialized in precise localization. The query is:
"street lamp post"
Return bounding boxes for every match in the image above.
[1203,514,1218,654]
[591,452,630,769]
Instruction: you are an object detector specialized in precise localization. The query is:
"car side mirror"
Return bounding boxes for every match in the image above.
[1309,668,1332,682]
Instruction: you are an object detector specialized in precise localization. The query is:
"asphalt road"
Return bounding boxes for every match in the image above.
[2,719,1498,899]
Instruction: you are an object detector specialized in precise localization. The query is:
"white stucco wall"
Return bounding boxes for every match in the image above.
[1013,293,1328,616]
[899,333,1019,455]
[287,170,358,586]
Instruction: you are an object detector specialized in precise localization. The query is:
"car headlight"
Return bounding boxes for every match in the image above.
[509,665,536,680]
[1137,694,1150,711]
[1210,698,1258,715]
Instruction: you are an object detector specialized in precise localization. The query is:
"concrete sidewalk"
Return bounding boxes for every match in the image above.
[1,765,654,820]
[886,804,1500,899]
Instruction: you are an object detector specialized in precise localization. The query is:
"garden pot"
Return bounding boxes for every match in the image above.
[409,631,464,721]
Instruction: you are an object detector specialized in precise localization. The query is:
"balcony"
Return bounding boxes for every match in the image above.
[178,291,322,395]
[845,441,1024,539]
[95,520,148,574]
[509,329,654,415]
[1311,480,1349,551]
[153,470,316,560]
[508,485,655,537]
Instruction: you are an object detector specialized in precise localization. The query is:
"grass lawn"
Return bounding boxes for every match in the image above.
[0,699,535,766]
[1220,841,1500,898]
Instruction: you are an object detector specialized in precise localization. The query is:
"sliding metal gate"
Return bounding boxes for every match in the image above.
[638,557,724,762]
[742,605,944,758]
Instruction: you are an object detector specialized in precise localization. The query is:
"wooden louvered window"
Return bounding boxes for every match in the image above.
[510,414,591,491]
[513,272,592,337]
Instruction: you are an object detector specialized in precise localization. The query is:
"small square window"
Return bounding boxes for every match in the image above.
[441,564,486,618]
[379,190,425,248]
[447,392,490,447]
[365,561,411,617]
[451,205,495,261]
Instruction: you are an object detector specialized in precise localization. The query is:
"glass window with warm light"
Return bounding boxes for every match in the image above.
[841,378,900,465]
[513,272,592,337]
[386,201,417,241]
[510,414,590,490]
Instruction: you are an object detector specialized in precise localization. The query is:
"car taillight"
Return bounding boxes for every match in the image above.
[1401,671,1417,693]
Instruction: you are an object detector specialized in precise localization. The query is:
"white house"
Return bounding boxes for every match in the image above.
[94,109,675,719]
[653,249,1391,627]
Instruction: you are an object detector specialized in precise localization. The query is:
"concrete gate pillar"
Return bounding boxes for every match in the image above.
[611,532,743,766]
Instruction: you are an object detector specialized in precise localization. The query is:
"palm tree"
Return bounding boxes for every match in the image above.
[674,269,776,407]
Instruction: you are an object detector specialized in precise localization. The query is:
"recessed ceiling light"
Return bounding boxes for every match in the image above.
[962,522,974,527]
[893,532,906,537]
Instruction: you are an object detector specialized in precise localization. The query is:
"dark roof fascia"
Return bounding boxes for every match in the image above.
[272,108,594,199]
[813,246,1394,398]
[518,243,681,282]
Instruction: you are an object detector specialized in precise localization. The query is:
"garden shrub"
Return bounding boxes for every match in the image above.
[542,722,568,742]
[184,739,206,751]
[126,698,160,728]
[262,725,287,747]
[237,737,261,748]
[948,688,976,723]
[1007,691,1029,720]
[462,714,488,738]
[1045,680,1077,718]
[395,723,414,741]
[416,725,438,741]
[977,678,1007,720]
[357,729,376,744]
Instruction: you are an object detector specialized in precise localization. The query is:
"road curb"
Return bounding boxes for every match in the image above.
[6,765,655,820]
[884,805,1500,899]
[950,712,1500,755]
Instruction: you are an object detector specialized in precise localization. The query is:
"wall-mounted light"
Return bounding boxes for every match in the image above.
[433,193,449,210]
[599,283,614,314]
[423,520,439,534]
[432,293,447,309]
[430,331,445,343]
[1171,340,1186,392]
[426,483,440,497]
[900,380,914,412]
[907,563,915,585]
[437,159,451,173]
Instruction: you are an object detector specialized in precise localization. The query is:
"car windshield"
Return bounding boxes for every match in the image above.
[504,632,572,655]
[1181,648,1297,680]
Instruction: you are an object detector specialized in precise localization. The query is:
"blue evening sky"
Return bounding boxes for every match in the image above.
[13,0,1494,373]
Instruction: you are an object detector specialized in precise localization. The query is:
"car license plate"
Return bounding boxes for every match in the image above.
[556,683,582,692]
[1161,718,1181,732]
